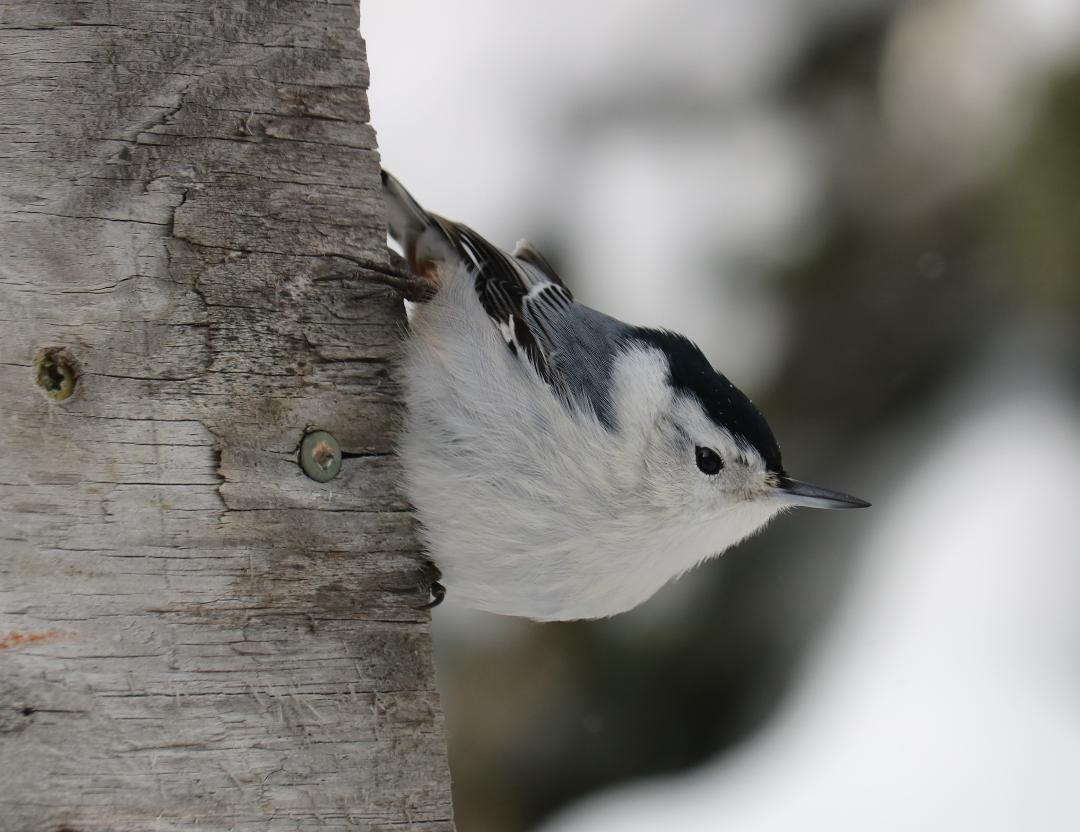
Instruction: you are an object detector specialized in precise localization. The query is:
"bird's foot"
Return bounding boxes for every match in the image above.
[418,580,446,610]
[415,561,446,610]
[364,250,438,303]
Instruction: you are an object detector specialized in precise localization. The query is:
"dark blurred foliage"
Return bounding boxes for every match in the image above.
[437,6,1080,831]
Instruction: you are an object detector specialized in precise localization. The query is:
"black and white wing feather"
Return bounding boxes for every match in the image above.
[512,238,566,287]
[453,224,574,385]
[383,169,624,425]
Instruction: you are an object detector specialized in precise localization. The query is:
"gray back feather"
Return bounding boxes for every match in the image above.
[522,293,628,428]
[383,168,629,428]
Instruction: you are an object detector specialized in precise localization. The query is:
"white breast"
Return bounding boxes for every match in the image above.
[398,265,779,620]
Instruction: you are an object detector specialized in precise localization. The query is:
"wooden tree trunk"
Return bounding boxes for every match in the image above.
[0,2,454,829]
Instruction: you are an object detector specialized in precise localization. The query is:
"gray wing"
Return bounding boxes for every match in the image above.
[450,222,627,427]
[382,169,626,426]
[519,278,626,428]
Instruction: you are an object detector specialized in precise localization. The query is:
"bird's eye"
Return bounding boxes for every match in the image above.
[695,446,723,475]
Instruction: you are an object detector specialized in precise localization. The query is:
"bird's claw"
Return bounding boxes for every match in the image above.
[360,258,437,303]
[417,580,446,610]
[415,560,445,610]
[373,250,437,302]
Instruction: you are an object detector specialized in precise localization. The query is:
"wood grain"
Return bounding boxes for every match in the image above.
[0,1,454,829]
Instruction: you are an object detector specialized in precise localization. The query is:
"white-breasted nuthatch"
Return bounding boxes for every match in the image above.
[382,170,869,621]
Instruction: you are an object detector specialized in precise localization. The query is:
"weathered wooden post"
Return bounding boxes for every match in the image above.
[0,2,454,829]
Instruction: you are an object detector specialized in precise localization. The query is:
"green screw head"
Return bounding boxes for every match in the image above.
[299,430,342,482]
[34,347,79,401]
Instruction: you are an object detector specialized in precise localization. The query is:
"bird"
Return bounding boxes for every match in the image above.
[381,170,869,622]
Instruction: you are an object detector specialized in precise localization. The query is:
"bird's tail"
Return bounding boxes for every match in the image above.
[381,169,456,278]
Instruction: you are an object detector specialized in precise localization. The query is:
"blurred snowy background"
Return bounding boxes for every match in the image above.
[363,1,1080,830]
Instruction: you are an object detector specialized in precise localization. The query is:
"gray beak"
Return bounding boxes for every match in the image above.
[774,476,871,509]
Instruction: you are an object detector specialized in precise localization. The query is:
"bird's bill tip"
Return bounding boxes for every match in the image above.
[774,476,871,510]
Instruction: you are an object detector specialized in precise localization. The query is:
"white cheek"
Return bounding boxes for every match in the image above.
[609,347,672,436]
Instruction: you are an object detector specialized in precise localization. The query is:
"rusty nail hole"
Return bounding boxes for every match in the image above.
[34,347,79,401]
[298,430,342,483]
[311,440,335,467]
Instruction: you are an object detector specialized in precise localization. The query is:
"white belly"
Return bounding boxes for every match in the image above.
[397,265,779,620]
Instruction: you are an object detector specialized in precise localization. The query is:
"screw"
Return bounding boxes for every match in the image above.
[299,430,342,482]
[34,347,79,401]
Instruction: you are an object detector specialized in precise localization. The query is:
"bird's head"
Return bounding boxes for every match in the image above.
[613,329,869,552]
